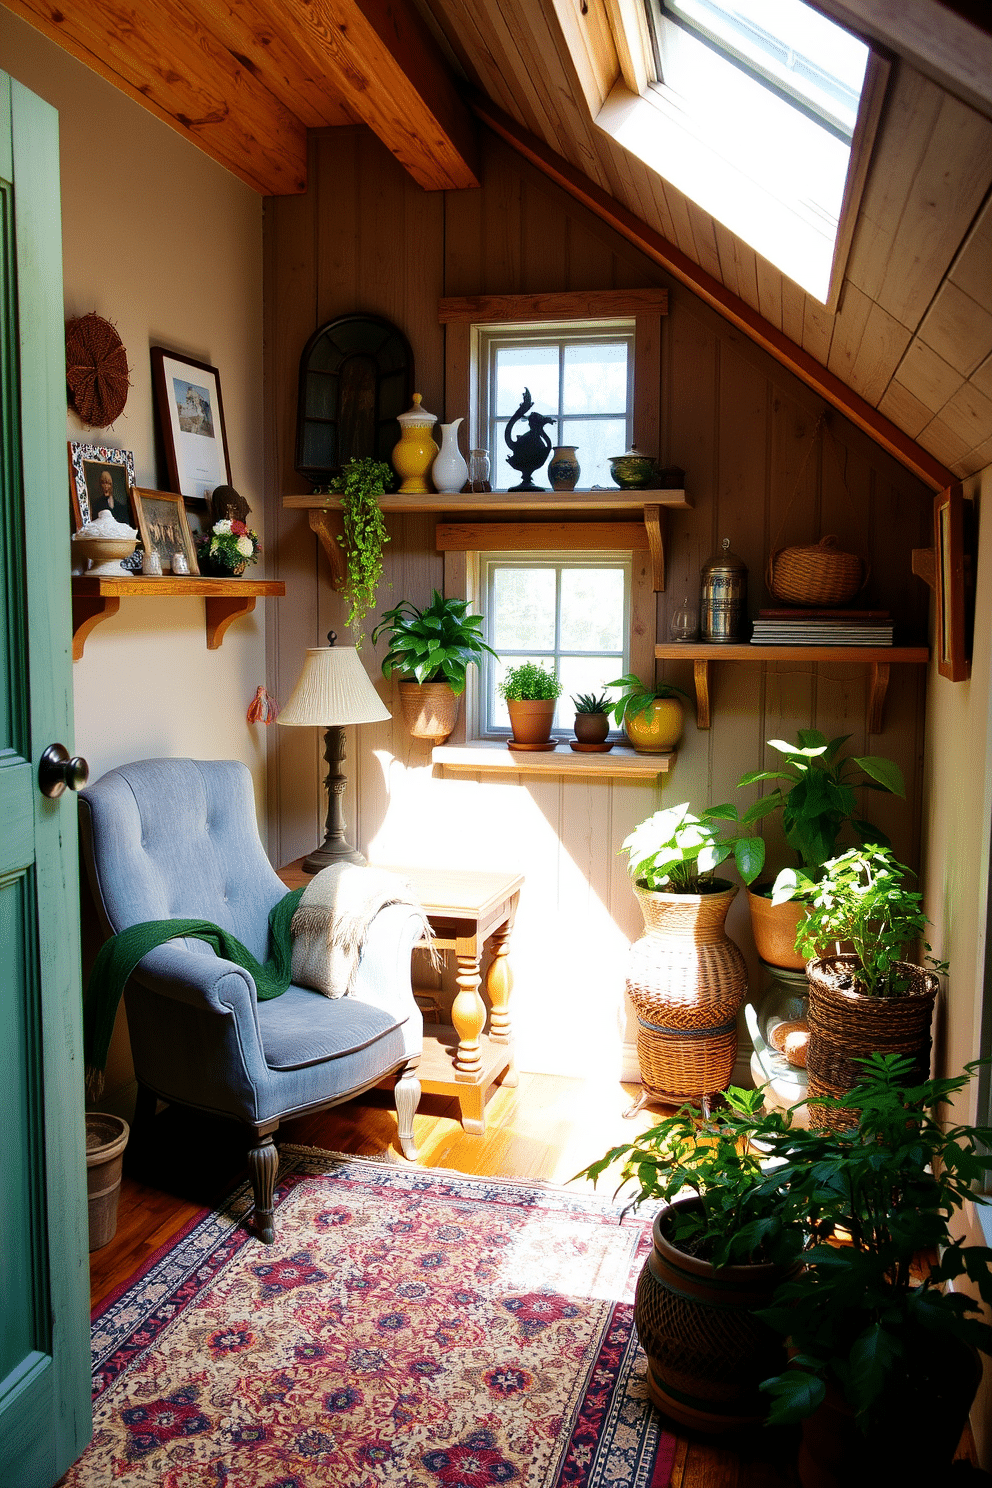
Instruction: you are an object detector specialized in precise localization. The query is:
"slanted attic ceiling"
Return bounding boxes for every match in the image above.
[6,0,990,485]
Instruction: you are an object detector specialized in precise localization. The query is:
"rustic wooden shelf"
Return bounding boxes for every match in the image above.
[71,576,286,659]
[654,642,930,734]
[432,741,675,778]
[283,487,689,514]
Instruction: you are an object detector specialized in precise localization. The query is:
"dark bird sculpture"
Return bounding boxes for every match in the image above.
[504,388,555,491]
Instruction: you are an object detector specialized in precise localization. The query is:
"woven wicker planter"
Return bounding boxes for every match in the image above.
[767,536,865,607]
[397,681,460,743]
[805,955,938,1130]
[634,1197,796,1431]
[626,883,747,1104]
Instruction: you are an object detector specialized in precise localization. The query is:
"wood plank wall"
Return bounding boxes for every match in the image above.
[264,126,933,1082]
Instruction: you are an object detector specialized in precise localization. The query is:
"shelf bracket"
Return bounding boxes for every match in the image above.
[309,509,347,591]
[912,547,936,589]
[867,661,891,735]
[72,595,120,660]
[693,659,711,729]
[205,596,257,650]
[643,504,664,591]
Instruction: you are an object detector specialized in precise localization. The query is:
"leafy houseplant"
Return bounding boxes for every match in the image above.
[370,590,498,744]
[622,799,775,894]
[499,661,562,748]
[607,671,689,753]
[322,457,392,647]
[775,845,940,1125]
[736,730,906,969]
[571,689,611,746]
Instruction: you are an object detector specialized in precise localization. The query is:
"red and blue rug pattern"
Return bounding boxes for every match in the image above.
[61,1150,677,1487]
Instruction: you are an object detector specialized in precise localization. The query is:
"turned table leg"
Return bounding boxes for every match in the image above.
[451,951,486,1076]
[486,919,518,1086]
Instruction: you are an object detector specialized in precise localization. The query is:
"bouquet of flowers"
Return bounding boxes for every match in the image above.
[197,517,260,576]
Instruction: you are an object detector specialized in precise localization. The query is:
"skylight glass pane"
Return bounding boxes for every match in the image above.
[667,0,868,137]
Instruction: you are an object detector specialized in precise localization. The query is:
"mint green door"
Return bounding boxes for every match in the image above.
[0,74,92,1484]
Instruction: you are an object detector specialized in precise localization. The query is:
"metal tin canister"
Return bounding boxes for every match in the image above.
[700,539,748,642]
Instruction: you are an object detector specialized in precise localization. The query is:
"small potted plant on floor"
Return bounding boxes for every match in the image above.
[756,1054,992,1487]
[371,589,499,744]
[620,797,775,1111]
[607,671,688,752]
[570,689,612,749]
[774,844,940,1126]
[499,661,562,749]
[737,731,905,969]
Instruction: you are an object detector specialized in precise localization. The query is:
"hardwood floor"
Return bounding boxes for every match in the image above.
[91,1071,809,1486]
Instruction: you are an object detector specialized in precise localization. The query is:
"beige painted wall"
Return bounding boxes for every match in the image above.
[2,13,267,1106]
[921,461,992,1465]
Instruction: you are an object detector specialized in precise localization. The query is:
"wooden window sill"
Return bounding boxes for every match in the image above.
[432,741,674,778]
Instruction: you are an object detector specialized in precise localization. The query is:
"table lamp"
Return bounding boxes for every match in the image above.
[277,631,390,872]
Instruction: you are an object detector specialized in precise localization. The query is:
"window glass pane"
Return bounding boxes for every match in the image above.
[558,656,622,725]
[563,342,628,414]
[560,568,626,650]
[562,417,628,489]
[495,346,559,418]
[491,567,556,650]
[492,420,562,493]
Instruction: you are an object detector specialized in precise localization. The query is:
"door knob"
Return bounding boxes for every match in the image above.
[38,743,89,798]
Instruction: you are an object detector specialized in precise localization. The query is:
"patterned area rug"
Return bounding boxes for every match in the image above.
[61,1149,677,1487]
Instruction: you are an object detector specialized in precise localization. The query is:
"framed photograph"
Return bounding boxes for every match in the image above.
[68,442,136,530]
[934,482,972,682]
[131,488,200,576]
[151,346,231,502]
[182,497,211,542]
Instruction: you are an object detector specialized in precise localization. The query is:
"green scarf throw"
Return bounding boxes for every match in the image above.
[84,887,305,1097]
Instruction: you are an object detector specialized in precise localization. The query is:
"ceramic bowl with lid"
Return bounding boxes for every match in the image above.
[609,446,657,489]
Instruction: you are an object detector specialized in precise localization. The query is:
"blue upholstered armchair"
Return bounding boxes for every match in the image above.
[78,758,423,1243]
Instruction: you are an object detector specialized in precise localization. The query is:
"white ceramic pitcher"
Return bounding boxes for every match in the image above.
[432,416,469,494]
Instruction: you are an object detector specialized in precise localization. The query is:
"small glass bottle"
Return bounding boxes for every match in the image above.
[669,596,699,642]
[468,449,491,491]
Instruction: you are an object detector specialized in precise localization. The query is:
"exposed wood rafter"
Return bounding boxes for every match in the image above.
[470,96,956,492]
[439,289,668,321]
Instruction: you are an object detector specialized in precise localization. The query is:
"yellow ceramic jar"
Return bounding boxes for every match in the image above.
[623,697,684,752]
[392,393,438,493]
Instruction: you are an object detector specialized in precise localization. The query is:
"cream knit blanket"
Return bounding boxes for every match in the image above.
[290,863,433,998]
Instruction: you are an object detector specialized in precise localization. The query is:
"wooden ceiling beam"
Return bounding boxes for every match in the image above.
[472,97,955,493]
[277,0,479,191]
[4,0,308,195]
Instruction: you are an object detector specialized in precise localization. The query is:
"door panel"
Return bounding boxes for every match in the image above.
[0,73,91,1486]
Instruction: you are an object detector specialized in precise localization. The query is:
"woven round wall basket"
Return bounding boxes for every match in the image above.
[767,535,866,607]
[805,954,938,1131]
[626,882,747,1105]
[65,312,130,428]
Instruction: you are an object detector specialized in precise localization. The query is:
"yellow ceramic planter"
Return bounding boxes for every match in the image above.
[623,697,684,752]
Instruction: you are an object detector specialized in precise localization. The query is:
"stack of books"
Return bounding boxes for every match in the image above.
[750,609,894,646]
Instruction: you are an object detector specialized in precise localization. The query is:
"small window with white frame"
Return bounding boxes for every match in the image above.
[475,321,635,492]
[478,552,631,737]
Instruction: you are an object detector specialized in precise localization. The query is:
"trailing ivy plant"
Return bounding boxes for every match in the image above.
[322,457,393,647]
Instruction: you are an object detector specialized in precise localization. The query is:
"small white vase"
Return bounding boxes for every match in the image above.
[433,417,469,494]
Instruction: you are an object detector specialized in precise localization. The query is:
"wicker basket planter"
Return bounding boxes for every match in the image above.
[634,1196,796,1431]
[626,882,747,1105]
[805,954,938,1130]
[767,536,865,608]
[397,680,460,743]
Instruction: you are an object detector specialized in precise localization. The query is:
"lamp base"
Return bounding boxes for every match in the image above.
[302,840,367,874]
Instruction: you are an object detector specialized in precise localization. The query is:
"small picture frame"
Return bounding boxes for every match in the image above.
[151,346,231,502]
[934,482,971,682]
[131,487,200,576]
[68,442,136,530]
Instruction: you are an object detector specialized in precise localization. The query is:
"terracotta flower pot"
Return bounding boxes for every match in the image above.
[747,886,808,970]
[506,697,556,747]
[626,882,747,1103]
[623,697,683,752]
[805,954,938,1129]
[634,1196,796,1432]
[397,680,460,743]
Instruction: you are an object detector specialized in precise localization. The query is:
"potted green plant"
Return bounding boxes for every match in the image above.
[620,798,775,1111]
[578,1084,807,1430]
[570,689,612,748]
[607,671,689,752]
[775,844,940,1126]
[737,731,906,969]
[498,661,563,749]
[322,456,392,648]
[371,589,498,744]
[755,1054,992,1486]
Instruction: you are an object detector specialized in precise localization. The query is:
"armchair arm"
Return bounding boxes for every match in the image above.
[131,941,264,1041]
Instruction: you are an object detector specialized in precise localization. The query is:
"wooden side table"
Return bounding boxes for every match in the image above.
[277,859,524,1135]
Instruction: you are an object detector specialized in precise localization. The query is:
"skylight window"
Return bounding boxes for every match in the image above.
[596,0,883,305]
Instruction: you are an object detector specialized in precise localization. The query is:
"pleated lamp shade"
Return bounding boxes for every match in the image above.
[278,643,391,728]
